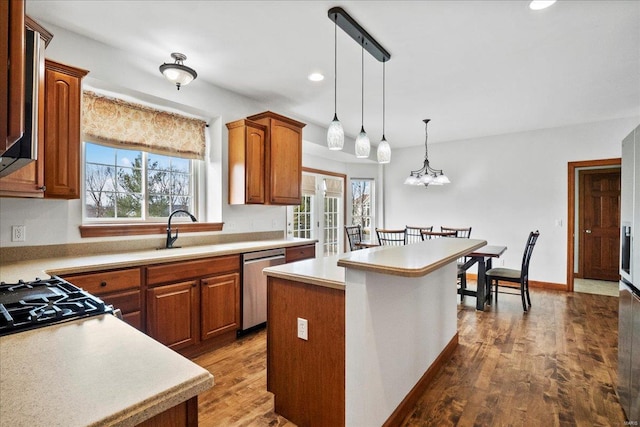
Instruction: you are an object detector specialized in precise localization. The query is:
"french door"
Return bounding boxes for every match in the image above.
[287,170,345,257]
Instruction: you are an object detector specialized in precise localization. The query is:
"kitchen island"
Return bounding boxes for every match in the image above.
[264,237,486,427]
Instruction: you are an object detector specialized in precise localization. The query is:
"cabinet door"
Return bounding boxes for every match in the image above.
[2,0,25,151]
[269,119,302,205]
[245,125,266,204]
[147,281,199,350]
[201,273,240,341]
[44,60,87,199]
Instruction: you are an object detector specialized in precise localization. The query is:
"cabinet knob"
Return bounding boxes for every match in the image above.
[38,186,46,191]
[100,281,107,287]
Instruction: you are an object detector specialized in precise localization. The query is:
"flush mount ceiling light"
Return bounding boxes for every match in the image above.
[159,52,197,90]
[328,7,391,158]
[308,72,324,82]
[404,119,450,187]
[529,0,557,10]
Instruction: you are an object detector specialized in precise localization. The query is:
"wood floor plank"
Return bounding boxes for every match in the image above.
[191,288,626,426]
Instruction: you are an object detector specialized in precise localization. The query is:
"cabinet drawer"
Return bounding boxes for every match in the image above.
[147,255,240,286]
[101,289,141,313]
[65,268,141,295]
[286,245,316,263]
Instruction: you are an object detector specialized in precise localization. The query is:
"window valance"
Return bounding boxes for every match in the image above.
[82,91,206,160]
[324,177,343,198]
[301,174,316,196]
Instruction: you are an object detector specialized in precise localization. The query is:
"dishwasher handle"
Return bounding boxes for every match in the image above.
[242,248,287,263]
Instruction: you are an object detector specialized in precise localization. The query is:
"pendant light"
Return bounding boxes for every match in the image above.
[327,14,344,150]
[355,43,370,158]
[377,60,391,164]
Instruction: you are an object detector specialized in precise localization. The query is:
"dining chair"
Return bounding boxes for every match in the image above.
[485,230,540,312]
[376,228,407,246]
[420,230,457,240]
[440,227,473,295]
[405,226,433,244]
[440,226,472,238]
[344,225,363,251]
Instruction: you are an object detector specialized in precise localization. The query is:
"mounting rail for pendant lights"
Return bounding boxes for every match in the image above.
[328,7,391,161]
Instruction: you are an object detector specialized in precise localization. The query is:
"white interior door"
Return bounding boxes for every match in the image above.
[287,172,344,257]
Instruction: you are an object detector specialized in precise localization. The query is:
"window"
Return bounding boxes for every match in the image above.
[292,195,313,239]
[351,179,374,241]
[84,141,195,220]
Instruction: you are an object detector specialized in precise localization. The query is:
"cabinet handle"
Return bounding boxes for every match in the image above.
[38,186,46,191]
[100,281,107,287]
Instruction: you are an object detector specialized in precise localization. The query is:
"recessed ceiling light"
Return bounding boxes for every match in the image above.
[308,73,324,82]
[529,0,557,10]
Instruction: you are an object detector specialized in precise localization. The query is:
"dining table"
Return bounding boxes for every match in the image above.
[458,245,508,310]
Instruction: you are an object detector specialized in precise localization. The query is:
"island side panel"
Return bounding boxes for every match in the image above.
[266,276,346,426]
[345,263,458,426]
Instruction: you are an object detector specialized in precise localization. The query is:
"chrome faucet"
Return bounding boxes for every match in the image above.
[166,209,197,249]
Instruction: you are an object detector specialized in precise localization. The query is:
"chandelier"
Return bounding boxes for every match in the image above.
[404,119,450,187]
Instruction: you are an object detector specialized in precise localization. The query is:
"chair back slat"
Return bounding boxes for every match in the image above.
[521,230,540,276]
[345,225,363,251]
[376,228,407,246]
[440,226,472,238]
[405,226,433,244]
[421,230,457,240]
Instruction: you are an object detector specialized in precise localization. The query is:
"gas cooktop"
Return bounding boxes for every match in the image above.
[0,276,112,337]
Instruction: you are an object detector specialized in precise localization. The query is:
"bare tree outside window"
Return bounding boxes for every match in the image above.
[84,142,193,220]
[351,179,374,240]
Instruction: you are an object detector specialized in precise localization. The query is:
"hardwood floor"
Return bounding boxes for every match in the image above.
[193,288,626,426]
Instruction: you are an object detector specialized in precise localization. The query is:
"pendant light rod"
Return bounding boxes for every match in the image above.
[382,60,386,137]
[328,7,391,62]
[361,43,364,127]
[333,14,338,116]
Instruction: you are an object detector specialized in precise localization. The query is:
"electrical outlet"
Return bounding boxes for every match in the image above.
[297,317,308,341]
[11,225,26,242]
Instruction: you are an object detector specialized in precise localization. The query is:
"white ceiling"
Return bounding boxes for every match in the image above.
[27,0,640,148]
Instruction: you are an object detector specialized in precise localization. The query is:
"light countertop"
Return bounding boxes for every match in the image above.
[0,314,214,427]
[263,238,487,288]
[0,238,315,283]
[263,255,345,290]
[338,238,486,277]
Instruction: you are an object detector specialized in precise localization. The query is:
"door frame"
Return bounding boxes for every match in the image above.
[566,158,620,292]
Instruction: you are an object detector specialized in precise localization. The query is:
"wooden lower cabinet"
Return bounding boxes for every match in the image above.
[146,255,241,355]
[285,244,316,263]
[146,280,199,351]
[201,273,240,340]
[62,267,143,331]
[136,396,198,427]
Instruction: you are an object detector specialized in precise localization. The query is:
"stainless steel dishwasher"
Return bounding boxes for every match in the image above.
[241,248,286,333]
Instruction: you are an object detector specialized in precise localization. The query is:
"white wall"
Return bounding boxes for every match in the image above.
[384,117,640,285]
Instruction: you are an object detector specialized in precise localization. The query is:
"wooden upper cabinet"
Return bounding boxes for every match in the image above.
[0,18,51,198]
[226,119,266,204]
[248,111,305,205]
[227,111,305,205]
[2,0,25,152]
[44,59,88,199]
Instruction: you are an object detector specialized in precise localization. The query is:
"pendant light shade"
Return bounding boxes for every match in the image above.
[377,136,391,164]
[327,16,344,150]
[159,53,197,90]
[377,60,391,164]
[355,44,370,158]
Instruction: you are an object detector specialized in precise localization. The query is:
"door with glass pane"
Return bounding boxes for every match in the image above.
[287,171,344,257]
